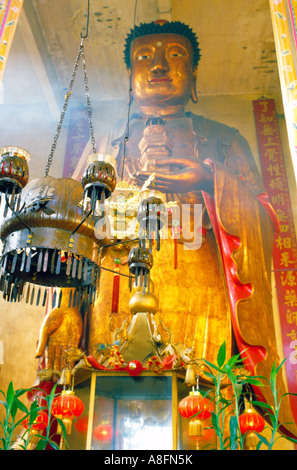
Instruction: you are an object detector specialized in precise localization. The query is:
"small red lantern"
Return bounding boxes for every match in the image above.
[93,423,113,442]
[239,410,265,434]
[239,409,265,450]
[179,390,212,421]
[21,410,49,449]
[51,390,84,438]
[74,415,89,435]
[179,390,213,445]
[22,410,49,431]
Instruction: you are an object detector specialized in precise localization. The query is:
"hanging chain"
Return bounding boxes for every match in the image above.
[81,45,96,154]
[44,35,96,177]
[44,41,82,177]
[121,0,138,180]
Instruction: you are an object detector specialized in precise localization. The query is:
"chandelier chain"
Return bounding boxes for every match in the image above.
[44,36,96,177]
[44,42,84,177]
[81,46,96,154]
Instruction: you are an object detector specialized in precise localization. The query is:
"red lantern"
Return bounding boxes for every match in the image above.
[239,410,265,435]
[21,410,49,449]
[179,391,212,420]
[52,390,84,420]
[93,423,113,442]
[239,409,265,450]
[22,410,48,431]
[51,390,84,438]
[74,415,89,435]
[179,390,213,445]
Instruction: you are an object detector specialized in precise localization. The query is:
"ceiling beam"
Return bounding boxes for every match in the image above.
[18,1,62,121]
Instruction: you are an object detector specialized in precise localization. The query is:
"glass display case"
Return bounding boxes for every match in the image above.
[67,370,215,451]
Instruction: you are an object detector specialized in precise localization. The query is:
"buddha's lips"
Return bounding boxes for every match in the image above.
[148,77,172,83]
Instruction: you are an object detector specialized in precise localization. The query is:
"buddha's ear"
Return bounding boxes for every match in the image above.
[191,65,198,103]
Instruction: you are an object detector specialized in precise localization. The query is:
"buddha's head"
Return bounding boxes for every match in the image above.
[123,20,201,114]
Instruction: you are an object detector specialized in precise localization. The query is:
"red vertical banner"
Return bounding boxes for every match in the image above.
[253,98,297,423]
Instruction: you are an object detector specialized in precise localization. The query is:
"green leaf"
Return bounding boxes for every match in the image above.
[14,398,28,414]
[203,361,221,376]
[270,361,277,384]
[48,439,61,450]
[10,402,18,420]
[223,363,237,383]
[282,435,297,445]
[47,384,58,411]
[55,416,68,442]
[255,432,270,449]
[14,388,29,399]
[6,381,15,407]
[229,415,238,449]
[244,377,264,387]
[200,370,216,381]
[217,341,226,368]
[35,437,48,450]
[256,440,263,450]
[250,400,273,413]
[211,412,220,435]
[226,353,242,369]
[276,357,288,375]
[219,396,231,405]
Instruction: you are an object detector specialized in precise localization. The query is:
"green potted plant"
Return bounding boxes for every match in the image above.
[0,381,66,450]
[188,342,297,450]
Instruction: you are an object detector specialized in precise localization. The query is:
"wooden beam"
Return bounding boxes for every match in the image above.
[18,1,62,121]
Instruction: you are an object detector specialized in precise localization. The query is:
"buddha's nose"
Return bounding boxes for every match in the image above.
[151,51,169,74]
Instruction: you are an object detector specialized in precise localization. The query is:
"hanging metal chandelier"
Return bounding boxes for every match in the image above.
[0,2,116,308]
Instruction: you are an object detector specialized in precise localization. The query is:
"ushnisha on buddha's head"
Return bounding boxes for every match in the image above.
[123,20,201,115]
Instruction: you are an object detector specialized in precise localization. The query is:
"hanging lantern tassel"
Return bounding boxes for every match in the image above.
[189,417,205,450]
[111,259,121,313]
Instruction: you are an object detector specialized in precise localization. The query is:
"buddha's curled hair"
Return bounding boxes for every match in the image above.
[123,20,201,68]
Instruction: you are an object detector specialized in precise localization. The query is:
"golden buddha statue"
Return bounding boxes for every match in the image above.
[36,21,296,437]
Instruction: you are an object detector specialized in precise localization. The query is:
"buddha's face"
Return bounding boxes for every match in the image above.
[129,33,197,111]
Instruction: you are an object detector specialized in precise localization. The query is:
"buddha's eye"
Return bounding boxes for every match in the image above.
[135,50,153,61]
[168,52,182,57]
[136,54,152,60]
[167,46,187,59]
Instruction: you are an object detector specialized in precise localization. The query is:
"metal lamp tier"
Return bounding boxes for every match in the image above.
[0,146,30,215]
[81,153,117,218]
[137,190,166,252]
[0,172,114,306]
